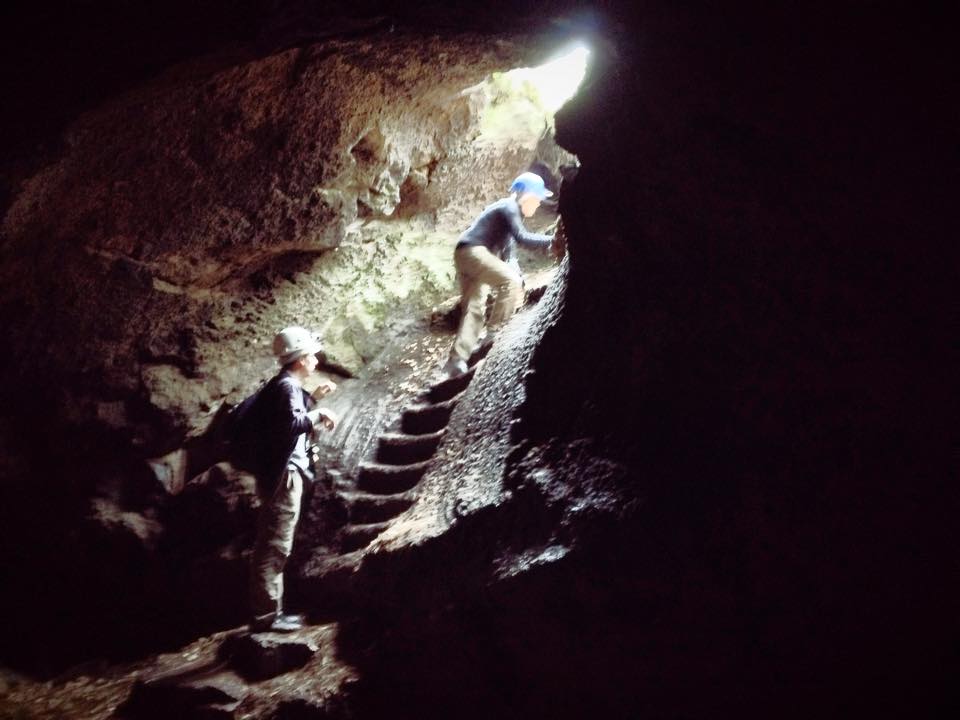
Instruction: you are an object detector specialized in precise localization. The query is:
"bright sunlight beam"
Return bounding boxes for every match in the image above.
[508,44,590,113]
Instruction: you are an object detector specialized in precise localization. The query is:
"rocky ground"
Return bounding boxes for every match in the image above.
[0,623,356,720]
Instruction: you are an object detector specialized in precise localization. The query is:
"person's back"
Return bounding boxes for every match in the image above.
[443,173,554,376]
[235,370,315,497]
[457,196,551,261]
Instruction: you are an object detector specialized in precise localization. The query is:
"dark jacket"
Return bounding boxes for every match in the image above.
[232,369,315,495]
[455,198,551,263]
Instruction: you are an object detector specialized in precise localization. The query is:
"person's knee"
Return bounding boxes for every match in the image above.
[496,280,522,306]
[496,275,521,294]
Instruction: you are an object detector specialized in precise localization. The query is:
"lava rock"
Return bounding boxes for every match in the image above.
[219,632,317,681]
[119,662,247,719]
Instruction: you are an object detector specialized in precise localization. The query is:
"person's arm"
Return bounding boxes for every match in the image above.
[506,204,552,251]
[308,407,338,431]
[278,378,314,435]
[307,378,337,430]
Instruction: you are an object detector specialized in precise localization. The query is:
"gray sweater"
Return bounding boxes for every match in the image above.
[455,198,552,264]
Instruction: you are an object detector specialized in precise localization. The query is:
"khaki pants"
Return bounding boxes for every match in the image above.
[451,245,522,361]
[249,468,304,621]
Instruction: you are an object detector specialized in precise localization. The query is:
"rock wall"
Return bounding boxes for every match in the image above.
[0,26,562,673]
[0,32,541,448]
[0,1,950,714]
[323,4,953,718]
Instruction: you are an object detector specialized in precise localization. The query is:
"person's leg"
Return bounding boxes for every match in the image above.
[468,248,522,329]
[249,468,303,628]
[451,247,491,362]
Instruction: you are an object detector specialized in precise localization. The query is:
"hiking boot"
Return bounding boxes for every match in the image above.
[271,613,305,632]
[478,330,498,352]
[249,612,305,633]
[442,357,468,377]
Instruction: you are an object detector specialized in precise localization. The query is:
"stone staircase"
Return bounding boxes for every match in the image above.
[119,272,553,718]
[331,354,481,554]
[117,354,487,720]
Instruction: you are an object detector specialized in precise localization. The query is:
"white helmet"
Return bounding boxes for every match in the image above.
[272,326,322,366]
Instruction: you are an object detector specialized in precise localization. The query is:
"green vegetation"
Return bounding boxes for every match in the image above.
[477,71,552,146]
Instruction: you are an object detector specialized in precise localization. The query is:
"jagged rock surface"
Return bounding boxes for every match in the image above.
[0,32,543,446]
[0,25,560,675]
[0,2,951,719]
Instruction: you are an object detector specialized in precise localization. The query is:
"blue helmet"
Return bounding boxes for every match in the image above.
[510,172,554,199]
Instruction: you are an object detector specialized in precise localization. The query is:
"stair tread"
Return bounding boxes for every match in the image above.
[404,395,461,413]
[338,521,392,552]
[426,366,477,398]
[358,459,431,473]
[339,489,414,501]
[379,429,446,444]
[343,520,392,533]
[339,488,415,523]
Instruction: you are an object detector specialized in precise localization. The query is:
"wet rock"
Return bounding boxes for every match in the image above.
[218,633,316,681]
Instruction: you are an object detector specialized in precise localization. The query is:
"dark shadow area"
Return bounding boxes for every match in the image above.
[0,2,953,717]
[327,3,954,718]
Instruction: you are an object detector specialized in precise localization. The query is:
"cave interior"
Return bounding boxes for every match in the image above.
[0,1,953,718]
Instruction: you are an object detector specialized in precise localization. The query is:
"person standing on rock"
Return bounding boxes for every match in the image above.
[443,172,555,376]
[246,326,338,633]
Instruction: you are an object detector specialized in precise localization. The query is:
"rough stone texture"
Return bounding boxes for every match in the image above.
[0,2,952,719]
[0,623,355,720]
[219,633,316,681]
[323,6,951,720]
[0,31,545,448]
[0,21,562,675]
[120,666,247,719]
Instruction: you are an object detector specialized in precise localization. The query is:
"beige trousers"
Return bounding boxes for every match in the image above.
[451,245,523,361]
[249,468,304,621]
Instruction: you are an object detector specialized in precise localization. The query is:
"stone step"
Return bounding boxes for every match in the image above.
[119,661,246,719]
[425,365,476,404]
[339,490,415,524]
[356,460,430,494]
[468,335,495,365]
[218,632,315,682]
[400,397,459,435]
[375,429,446,465]
[296,549,365,606]
[339,521,391,553]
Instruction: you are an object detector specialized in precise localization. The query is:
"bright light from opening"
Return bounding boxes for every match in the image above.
[508,44,590,113]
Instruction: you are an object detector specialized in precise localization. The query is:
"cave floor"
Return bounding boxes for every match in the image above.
[0,622,354,720]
